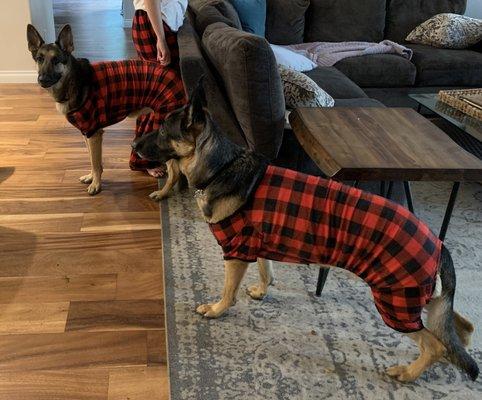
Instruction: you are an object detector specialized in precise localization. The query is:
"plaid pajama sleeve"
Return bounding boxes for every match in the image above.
[210,165,442,333]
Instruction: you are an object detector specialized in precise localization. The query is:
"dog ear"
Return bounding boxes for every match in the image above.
[57,24,74,53]
[27,24,45,58]
[185,77,207,135]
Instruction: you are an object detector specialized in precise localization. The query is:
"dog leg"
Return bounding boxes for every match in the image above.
[149,159,180,201]
[196,259,248,318]
[127,107,154,119]
[247,258,274,300]
[79,136,93,184]
[86,130,103,195]
[454,311,475,348]
[386,328,446,382]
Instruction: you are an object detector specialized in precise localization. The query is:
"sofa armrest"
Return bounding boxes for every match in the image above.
[202,22,285,159]
[178,17,248,147]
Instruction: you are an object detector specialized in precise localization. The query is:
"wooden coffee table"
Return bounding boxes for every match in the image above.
[289,107,482,295]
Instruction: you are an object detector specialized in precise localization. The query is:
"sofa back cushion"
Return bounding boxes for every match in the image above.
[385,0,467,43]
[265,0,310,45]
[190,1,242,36]
[202,22,285,159]
[305,0,386,43]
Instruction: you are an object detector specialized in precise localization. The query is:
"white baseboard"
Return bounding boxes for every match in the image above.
[0,70,37,83]
[123,18,133,29]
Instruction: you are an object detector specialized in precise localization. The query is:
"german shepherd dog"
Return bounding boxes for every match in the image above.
[26,24,185,197]
[133,82,479,383]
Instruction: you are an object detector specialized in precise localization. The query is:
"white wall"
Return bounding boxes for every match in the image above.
[466,0,482,18]
[0,0,36,82]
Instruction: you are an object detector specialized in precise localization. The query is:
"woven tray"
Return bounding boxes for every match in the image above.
[438,88,482,121]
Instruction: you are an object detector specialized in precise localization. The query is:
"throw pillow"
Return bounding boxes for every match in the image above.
[270,44,317,72]
[278,64,335,109]
[229,0,266,36]
[406,13,482,49]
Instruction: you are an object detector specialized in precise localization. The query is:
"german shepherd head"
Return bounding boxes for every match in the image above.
[132,79,267,222]
[27,24,92,109]
[27,24,75,88]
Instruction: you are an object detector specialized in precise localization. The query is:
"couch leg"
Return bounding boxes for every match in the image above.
[315,266,330,297]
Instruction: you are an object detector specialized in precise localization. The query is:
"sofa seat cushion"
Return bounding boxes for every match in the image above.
[385,0,467,43]
[202,22,285,158]
[334,54,417,88]
[335,98,386,107]
[305,0,386,43]
[303,67,368,99]
[409,44,482,86]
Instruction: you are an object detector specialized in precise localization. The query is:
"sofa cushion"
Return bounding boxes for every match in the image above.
[305,0,386,43]
[385,0,466,43]
[194,1,242,35]
[335,98,386,107]
[265,0,310,45]
[409,44,482,86]
[202,22,285,158]
[303,67,368,99]
[334,54,417,88]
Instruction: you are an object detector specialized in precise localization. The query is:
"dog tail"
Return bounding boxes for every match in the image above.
[426,245,479,381]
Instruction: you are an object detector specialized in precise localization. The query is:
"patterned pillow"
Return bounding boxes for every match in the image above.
[406,13,482,49]
[278,64,335,110]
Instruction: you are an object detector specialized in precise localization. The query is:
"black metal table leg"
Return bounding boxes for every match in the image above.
[380,181,386,196]
[315,267,330,297]
[386,181,394,199]
[439,182,460,241]
[404,181,415,214]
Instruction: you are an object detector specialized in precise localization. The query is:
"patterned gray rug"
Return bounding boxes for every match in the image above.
[161,181,482,400]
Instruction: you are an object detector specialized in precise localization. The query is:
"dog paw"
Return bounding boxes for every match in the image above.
[246,285,266,300]
[79,173,93,184]
[87,182,102,196]
[149,190,167,202]
[386,365,417,382]
[196,303,225,318]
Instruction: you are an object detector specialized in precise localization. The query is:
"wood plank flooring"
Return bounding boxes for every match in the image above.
[0,83,168,399]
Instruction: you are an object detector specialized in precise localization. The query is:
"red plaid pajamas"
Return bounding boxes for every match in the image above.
[131,9,181,170]
[209,165,442,333]
[66,59,186,154]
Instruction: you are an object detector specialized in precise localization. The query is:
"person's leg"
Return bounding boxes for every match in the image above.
[131,10,163,176]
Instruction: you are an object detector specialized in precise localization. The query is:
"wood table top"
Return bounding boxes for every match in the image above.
[289,107,482,181]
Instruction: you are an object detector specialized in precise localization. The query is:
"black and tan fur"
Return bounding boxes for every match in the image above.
[27,24,156,196]
[133,81,479,383]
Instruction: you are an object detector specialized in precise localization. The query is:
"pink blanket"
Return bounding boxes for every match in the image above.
[286,40,413,67]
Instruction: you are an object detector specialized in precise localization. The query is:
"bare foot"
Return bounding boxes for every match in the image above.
[147,167,166,178]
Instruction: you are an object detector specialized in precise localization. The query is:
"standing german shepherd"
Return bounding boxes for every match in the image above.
[133,81,479,383]
[26,24,186,196]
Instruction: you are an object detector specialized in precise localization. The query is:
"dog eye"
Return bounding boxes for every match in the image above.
[37,56,44,63]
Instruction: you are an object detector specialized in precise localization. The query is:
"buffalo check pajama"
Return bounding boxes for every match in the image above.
[131,9,182,170]
[209,165,442,333]
[66,59,186,148]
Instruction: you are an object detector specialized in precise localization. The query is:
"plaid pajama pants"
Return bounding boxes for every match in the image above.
[210,165,442,333]
[131,9,181,170]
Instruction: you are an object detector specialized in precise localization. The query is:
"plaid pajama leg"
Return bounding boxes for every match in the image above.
[130,10,181,171]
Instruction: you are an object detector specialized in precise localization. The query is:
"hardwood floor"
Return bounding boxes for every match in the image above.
[0,84,168,399]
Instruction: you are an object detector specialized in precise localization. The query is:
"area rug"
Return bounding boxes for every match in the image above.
[161,181,482,400]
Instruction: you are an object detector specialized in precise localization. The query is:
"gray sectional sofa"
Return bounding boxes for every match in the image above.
[179,0,482,175]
